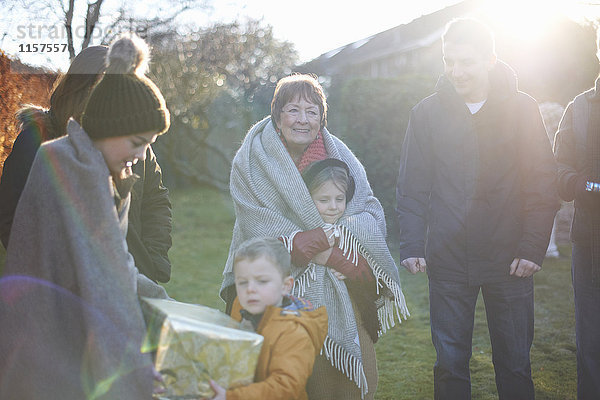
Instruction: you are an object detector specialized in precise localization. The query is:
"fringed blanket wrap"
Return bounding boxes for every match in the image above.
[0,121,158,399]
[220,116,409,396]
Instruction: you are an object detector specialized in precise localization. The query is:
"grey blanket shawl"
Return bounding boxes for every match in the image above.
[1,121,155,399]
[220,117,409,396]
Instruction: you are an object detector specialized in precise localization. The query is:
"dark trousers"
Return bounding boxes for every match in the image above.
[572,243,600,400]
[429,276,535,400]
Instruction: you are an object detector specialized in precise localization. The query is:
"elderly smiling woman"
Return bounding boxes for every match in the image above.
[220,73,409,399]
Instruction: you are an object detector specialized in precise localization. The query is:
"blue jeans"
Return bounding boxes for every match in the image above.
[572,243,600,400]
[429,276,535,400]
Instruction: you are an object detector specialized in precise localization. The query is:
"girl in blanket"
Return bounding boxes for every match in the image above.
[279,158,406,399]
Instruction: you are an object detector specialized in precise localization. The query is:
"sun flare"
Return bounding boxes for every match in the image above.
[481,0,592,41]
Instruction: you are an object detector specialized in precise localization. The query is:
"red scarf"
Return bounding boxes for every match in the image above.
[279,131,328,172]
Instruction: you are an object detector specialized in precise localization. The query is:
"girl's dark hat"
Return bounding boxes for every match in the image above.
[301,158,356,203]
[82,34,170,139]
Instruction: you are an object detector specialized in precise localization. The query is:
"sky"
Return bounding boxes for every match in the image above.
[1,0,598,71]
[0,0,460,70]
[220,0,598,63]
[204,0,460,62]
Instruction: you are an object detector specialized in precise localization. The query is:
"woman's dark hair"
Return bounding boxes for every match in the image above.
[271,73,328,131]
[46,45,108,139]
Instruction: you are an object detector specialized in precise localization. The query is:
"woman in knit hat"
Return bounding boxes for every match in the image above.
[0,33,170,399]
[219,73,409,400]
[0,44,174,285]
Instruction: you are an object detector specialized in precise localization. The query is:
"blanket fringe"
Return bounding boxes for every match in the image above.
[279,231,296,253]
[321,335,369,399]
[336,225,410,327]
[293,264,316,297]
[292,225,410,332]
[289,224,410,397]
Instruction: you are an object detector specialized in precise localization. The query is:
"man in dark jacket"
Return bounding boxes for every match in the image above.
[554,73,600,399]
[396,18,558,399]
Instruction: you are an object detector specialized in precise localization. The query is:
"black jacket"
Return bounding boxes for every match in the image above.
[396,61,559,285]
[554,77,600,245]
[0,109,172,282]
[128,146,173,283]
[0,109,48,248]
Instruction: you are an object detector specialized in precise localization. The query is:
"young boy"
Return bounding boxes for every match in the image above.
[208,237,328,400]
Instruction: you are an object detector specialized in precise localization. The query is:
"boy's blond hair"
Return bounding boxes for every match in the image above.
[233,237,292,278]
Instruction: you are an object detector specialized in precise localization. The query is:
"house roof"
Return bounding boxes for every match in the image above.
[300,0,482,76]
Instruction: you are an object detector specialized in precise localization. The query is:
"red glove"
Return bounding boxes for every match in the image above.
[326,247,374,281]
[289,228,331,266]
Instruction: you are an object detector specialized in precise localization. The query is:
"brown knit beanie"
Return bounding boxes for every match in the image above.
[82,33,170,139]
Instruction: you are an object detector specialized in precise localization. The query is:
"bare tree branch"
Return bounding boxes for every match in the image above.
[64,0,75,60]
[99,6,128,44]
[81,0,104,51]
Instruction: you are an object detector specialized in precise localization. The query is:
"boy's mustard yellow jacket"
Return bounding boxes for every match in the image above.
[228,298,328,400]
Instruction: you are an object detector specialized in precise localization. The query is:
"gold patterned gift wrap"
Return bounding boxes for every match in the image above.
[141,298,263,399]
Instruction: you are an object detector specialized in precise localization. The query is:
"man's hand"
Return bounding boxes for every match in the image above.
[509,258,541,277]
[401,257,426,274]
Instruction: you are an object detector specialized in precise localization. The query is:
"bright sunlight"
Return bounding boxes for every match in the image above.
[481,0,595,41]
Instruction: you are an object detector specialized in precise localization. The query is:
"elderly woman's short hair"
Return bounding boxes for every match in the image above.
[271,73,328,130]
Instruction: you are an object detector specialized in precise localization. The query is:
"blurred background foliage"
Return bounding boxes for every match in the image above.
[145,19,298,189]
[327,75,436,238]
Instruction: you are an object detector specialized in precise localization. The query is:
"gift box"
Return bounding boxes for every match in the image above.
[141,298,263,399]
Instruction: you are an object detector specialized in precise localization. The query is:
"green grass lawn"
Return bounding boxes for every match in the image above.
[0,184,577,399]
[163,185,577,400]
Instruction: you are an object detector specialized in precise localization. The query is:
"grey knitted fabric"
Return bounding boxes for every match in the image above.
[220,116,409,397]
[2,120,157,399]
